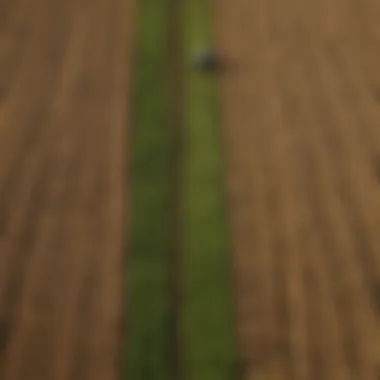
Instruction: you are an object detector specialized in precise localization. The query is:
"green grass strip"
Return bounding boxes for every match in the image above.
[182,1,238,380]
[124,0,174,379]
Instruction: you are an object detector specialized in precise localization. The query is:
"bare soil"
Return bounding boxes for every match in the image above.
[215,0,380,379]
[0,0,135,378]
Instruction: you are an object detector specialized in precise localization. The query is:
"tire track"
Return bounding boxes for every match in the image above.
[78,0,134,377]
[279,55,353,380]
[214,1,279,375]
[0,0,72,238]
[0,0,78,321]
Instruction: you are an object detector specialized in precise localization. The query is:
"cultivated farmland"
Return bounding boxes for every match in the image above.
[2,0,380,379]
[216,0,380,379]
[0,0,135,378]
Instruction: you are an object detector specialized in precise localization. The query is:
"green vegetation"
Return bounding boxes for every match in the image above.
[124,0,174,378]
[182,1,237,380]
[125,0,237,379]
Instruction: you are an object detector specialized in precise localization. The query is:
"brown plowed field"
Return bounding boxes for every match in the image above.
[0,0,135,378]
[215,0,380,379]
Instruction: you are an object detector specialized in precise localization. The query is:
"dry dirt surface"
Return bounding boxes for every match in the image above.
[215,0,380,379]
[0,0,135,379]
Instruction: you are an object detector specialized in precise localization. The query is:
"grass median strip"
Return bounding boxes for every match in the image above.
[125,0,237,379]
[124,0,174,378]
[182,1,238,379]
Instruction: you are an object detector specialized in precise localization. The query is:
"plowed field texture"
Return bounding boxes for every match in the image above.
[2,0,380,380]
